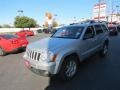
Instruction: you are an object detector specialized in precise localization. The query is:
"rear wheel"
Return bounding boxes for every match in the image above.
[58,55,79,81]
[100,44,108,57]
[0,48,6,56]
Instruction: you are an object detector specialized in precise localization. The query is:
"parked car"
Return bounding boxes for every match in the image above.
[37,29,43,33]
[23,22,109,81]
[16,30,34,37]
[43,29,51,34]
[0,34,28,56]
[108,25,118,35]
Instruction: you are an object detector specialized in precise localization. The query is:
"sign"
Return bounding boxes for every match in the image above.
[93,3,107,21]
[45,12,52,20]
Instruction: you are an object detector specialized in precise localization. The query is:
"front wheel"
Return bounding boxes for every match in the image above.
[58,55,79,81]
[0,48,6,56]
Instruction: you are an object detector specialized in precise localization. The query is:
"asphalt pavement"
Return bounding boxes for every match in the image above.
[0,33,120,90]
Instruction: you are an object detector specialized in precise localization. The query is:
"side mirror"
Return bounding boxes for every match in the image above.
[83,34,94,40]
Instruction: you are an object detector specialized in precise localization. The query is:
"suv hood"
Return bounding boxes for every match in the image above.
[27,37,76,51]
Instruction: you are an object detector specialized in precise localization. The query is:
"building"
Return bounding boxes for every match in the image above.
[107,14,120,23]
[93,3,107,21]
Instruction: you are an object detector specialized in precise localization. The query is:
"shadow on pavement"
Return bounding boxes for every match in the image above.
[44,54,119,90]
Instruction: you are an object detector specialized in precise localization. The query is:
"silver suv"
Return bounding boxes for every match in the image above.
[23,22,109,80]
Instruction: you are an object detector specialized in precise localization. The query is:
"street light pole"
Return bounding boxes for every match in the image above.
[53,14,57,21]
[73,17,76,23]
[17,10,24,16]
[111,0,114,24]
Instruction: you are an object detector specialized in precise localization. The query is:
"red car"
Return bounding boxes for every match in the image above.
[0,34,28,56]
[15,30,34,37]
[108,25,118,36]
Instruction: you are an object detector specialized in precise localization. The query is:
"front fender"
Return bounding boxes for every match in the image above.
[53,48,80,74]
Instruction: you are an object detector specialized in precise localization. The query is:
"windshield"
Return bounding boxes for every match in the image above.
[52,26,84,39]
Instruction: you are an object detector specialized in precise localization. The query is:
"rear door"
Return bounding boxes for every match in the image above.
[94,24,104,49]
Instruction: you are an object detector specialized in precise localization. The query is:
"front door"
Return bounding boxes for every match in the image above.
[80,25,96,61]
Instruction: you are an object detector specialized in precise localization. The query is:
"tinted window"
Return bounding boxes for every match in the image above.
[83,26,94,39]
[0,34,19,39]
[52,26,84,39]
[101,24,108,32]
[85,26,94,35]
[94,25,103,34]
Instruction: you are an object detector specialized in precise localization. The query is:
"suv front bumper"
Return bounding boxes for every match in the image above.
[24,60,56,77]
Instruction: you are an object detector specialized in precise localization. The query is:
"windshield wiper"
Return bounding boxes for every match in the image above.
[52,36,76,39]
[52,36,65,38]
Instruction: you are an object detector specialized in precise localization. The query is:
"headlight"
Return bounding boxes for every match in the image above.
[40,50,57,62]
[48,51,57,62]
[40,50,48,61]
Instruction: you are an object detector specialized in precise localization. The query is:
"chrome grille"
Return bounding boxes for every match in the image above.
[26,49,41,61]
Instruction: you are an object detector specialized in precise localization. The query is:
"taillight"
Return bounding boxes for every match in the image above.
[11,40,18,44]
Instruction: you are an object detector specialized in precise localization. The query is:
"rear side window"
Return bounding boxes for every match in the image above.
[85,26,94,35]
[101,24,108,32]
[94,25,103,34]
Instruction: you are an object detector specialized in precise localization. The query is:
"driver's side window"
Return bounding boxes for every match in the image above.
[83,26,94,40]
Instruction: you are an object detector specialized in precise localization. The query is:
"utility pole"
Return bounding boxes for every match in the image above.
[116,5,119,23]
[111,0,114,23]
[98,0,101,21]
[116,5,119,14]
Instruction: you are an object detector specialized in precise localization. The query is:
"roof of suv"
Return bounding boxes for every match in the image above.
[67,22,104,28]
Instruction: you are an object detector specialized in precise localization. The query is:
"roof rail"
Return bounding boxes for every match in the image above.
[81,20,102,24]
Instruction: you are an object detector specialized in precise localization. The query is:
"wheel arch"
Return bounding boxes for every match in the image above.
[56,52,81,74]
[64,53,81,63]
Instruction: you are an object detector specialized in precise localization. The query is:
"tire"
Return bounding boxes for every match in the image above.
[115,32,118,35]
[58,55,79,81]
[100,43,108,57]
[0,47,6,56]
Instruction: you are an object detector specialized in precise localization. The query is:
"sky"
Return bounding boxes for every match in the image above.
[0,0,104,25]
